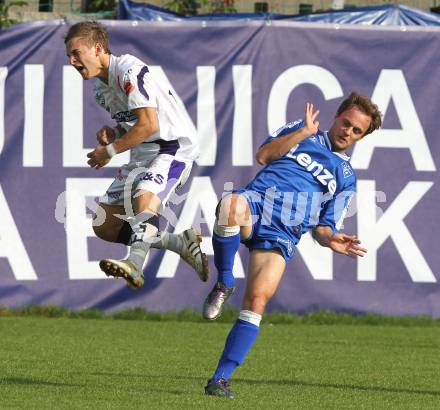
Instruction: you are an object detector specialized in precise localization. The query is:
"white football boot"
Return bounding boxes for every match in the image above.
[99,259,144,289]
[179,228,209,282]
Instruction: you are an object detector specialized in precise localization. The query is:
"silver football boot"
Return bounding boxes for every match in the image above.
[203,282,236,320]
[179,228,209,282]
[99,259,144,289]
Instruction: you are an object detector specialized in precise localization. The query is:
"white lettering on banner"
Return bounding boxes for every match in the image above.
[357,180,435,283]
[267,65,343,133]
[0,185,37,280]
[297,232,333,280]
[62,66,129,168]
[63,66,85,167]
[351,69,436,171]
[197,66,217,166]
[156,177,245,278]
[232,65,253,166]
[23,65,44,167]
[65,178,128,279]
[148,66,218,166]
[0,67,8,156]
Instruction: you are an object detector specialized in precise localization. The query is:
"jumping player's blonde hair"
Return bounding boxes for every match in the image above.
[64,21,111,54]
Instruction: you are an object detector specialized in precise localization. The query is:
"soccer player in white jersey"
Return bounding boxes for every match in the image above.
[64,21,208,287]
[203,94,382,398]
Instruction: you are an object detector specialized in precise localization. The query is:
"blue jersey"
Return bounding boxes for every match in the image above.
[237,119,356,261]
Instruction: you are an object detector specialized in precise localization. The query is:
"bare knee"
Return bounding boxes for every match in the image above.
[92,213,122,243]
[92,222,105,240]
[216,194,250,227]
[92,204,125,243]
[242,293,270,316]
[93,221,118,242]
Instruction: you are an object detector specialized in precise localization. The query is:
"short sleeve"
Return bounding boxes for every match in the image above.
[259,119,304,148]
[121,65,158,111]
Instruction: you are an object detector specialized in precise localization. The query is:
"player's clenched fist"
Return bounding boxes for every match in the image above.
[96,126,116,145]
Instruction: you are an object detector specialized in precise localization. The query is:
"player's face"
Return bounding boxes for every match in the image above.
[66,37,101,80]
[328,106,372,153]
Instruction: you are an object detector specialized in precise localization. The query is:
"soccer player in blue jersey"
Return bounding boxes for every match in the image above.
[204,92,382,398]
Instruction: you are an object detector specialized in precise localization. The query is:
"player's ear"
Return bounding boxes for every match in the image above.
[95,42,104,55]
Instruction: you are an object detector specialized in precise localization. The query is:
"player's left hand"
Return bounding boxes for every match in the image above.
[304,102,320,136]
[87,145,111,169]
[329,233,367,258]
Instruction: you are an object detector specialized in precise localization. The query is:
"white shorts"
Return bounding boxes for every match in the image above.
[99,154,193,211]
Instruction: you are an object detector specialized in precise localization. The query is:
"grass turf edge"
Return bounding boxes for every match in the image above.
[0,304,439,326]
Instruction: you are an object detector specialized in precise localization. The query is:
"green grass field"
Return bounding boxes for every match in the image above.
[1,315,440,409]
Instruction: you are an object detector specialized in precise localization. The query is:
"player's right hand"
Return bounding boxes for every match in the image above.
[96,126,116,145]
[304,103,320,136]
[87,144,111,169]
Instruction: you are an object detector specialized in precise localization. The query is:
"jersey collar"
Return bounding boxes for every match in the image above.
[107,54,117,88]
[323,131,350,161]
[95,54,116,89]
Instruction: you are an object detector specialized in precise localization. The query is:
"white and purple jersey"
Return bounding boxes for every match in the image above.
[94,54,199,165]
[96,54,198,208]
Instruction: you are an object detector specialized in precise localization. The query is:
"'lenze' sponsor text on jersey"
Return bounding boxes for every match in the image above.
[286,151,337,195]
[244,119,356,233]
[94,54,199,164]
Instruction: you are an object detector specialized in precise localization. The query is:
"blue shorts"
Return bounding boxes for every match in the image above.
[233,189,302,262]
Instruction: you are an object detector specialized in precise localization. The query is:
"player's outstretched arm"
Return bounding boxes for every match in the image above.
[312,225,367,258]
[256,103,319,165]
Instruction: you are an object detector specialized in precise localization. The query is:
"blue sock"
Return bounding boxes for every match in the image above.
[212,318,260,382]
[212,232,240,288]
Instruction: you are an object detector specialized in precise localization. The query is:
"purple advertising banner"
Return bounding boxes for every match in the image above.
[0,20,440,315]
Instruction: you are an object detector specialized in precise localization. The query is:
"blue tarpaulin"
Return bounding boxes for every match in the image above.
[292,4,440,25]
[118,1,440,26]
[117,1,285,20]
